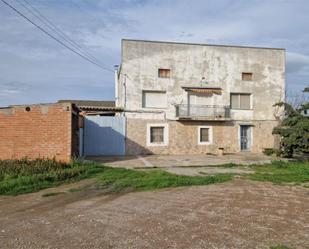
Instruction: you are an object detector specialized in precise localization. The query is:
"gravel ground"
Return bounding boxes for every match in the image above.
[0,179,308,249]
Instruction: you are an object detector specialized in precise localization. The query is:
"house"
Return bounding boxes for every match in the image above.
[116,39,285,155]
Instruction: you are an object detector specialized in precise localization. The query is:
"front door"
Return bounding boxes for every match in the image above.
[240,125,251,151]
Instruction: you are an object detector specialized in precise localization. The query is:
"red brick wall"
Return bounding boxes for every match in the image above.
[0,103,73,162]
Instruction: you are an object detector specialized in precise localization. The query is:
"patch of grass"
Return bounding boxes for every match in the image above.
[96,167,232,193]
[248,160,309,184]
[0,158,105,195]
[68,188,82,193]
[42,192,65,197]
[0,159,234,196]
[270,245,293,249]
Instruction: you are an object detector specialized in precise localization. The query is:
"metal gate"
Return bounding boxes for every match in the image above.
[83,116,125,156]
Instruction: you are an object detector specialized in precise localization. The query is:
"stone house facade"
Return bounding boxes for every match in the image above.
[117,39,285,155]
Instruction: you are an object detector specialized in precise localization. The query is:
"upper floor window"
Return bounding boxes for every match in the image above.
[242,72,253,81]
[230,93,251,110]
[142,90,167,109]
[158,68,171,78]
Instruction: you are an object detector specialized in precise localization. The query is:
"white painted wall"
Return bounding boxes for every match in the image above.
[118,39,285,121]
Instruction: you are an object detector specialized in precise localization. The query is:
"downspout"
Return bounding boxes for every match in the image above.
[114,65,119,108]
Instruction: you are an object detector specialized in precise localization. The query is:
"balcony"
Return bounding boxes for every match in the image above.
[176,104,231,121]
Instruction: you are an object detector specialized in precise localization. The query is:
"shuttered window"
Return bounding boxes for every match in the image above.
[158,69,171,78]
[142,91,167,108]
[231,93,251,110]
[230,93,251,110]
[150,127,164,143]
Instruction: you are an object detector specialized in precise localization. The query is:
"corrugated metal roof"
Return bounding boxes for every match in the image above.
[78,105,123,111]
[58,99,115,108]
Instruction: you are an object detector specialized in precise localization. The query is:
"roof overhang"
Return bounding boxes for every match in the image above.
[78,106,123,112]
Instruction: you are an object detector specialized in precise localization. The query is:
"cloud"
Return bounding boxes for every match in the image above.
[0,0,309,106]
[286,52,309,74]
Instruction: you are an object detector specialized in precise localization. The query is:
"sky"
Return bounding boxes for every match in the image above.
[0,0,309,106]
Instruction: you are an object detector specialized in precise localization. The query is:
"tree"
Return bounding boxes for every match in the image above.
[273,101,309,157]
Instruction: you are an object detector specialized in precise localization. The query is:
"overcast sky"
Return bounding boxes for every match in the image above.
[0,0,309,106]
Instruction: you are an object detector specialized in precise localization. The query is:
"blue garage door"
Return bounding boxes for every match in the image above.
[84,116,125,156]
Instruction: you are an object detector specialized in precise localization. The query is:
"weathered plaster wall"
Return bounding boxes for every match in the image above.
[126,119,279,155]
[119,39,285,121]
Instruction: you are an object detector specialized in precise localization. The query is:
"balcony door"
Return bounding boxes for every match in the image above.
[188,93,214,116]
[188,93,213,106]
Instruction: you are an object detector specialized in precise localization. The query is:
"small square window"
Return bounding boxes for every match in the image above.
[242,72,253,81]
[198,126,213,145]
[158,68,171,78]
[147,123,168,146]
[150,127,164,143]
[200,128,209,142]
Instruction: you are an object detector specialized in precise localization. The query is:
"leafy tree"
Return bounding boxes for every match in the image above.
[272,102,309,157]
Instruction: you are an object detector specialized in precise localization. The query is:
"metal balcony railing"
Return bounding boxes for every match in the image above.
[176,104,231,119]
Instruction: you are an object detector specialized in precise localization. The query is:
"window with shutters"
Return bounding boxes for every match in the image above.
[147,123,168,146]
[158,68,171,78]
[242,72,253,81]
[198,126,213,145]
[142,91,167,108]
[230,93,251,110]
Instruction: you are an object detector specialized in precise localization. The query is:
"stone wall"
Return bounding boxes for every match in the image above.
[126,118,279,155]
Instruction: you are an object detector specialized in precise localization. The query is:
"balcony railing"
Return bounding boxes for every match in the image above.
[176,104,231,120]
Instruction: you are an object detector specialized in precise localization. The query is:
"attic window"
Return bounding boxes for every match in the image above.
[158,68,170,78]
[242,72,253,81]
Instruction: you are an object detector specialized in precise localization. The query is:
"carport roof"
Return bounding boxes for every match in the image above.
[58,99,115,107]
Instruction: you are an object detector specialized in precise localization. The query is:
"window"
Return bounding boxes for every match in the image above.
[158,68,171,78]
[150,127,164,143]
[200,128,209,142]
[142,91,167,108]
[230,93,251,110]
[147,123,168,146]
[198,126,213,145]
[242,72,253,81]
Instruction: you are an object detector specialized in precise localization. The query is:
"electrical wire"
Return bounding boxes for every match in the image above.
[1,0,114,72]
[16,0,104,67]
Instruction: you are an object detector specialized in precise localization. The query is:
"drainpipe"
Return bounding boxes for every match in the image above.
[114,65,119,107]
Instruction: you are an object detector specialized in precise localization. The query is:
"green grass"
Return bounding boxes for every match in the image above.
[0,158,105,195]
[248,160,309,184]
[2,158,308,196]
[0,158,233,195]
[96,167,232,192]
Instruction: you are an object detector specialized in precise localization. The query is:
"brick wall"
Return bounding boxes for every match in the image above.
[0,103,74,162]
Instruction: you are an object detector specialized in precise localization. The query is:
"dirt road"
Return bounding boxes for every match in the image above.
[0,180,308,249]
